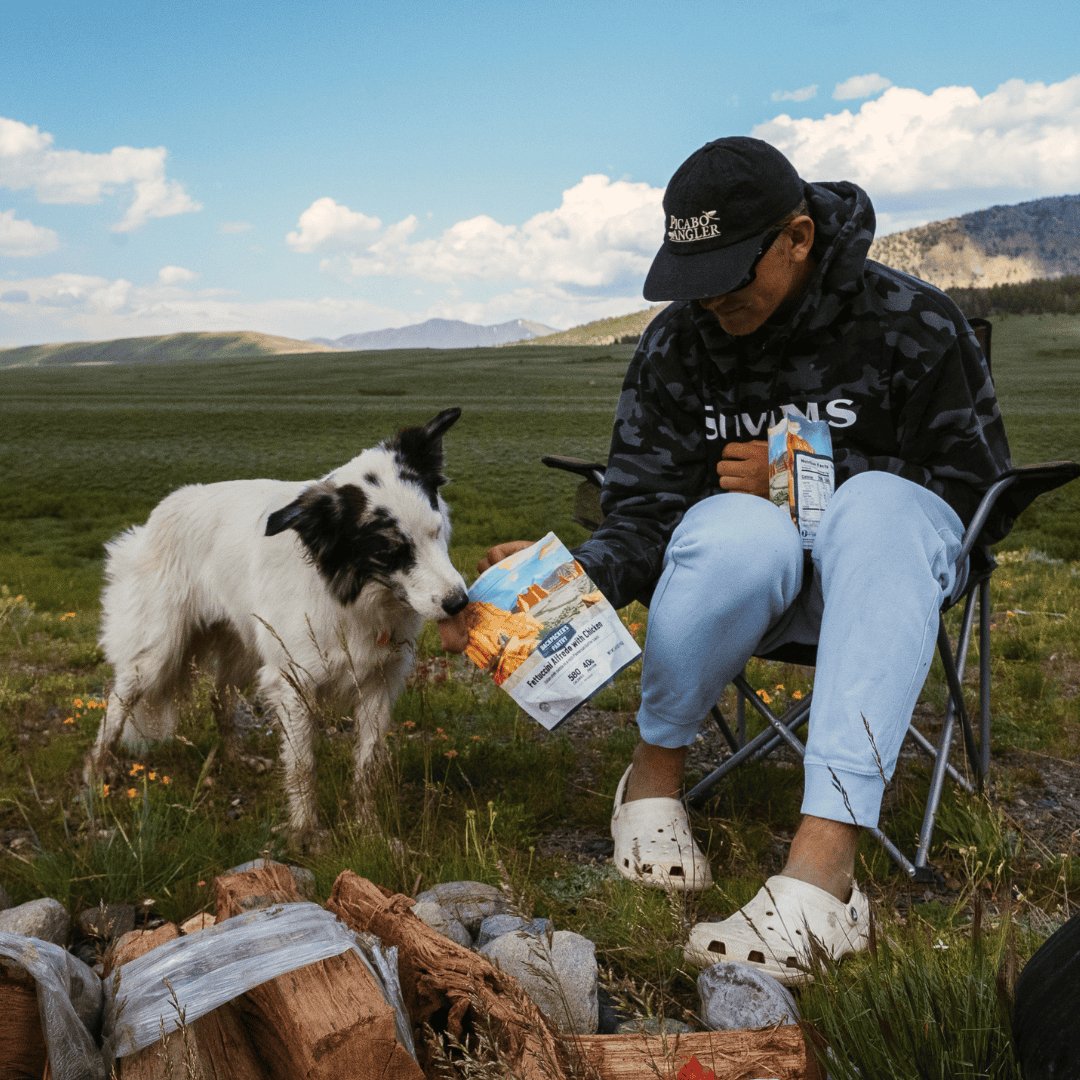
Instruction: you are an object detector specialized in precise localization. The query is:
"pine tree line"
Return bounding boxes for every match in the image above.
[949,275,1080,317]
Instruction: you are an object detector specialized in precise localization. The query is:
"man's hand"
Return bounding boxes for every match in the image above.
[717,440,769,499]
[437,540,535,653]
[476,540,534,574]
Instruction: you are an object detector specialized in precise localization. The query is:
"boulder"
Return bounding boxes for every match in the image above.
[411,899,473,949]
[476,913,552,949]
[414,880,515,933]
[697,962,800,1031]
[0,897,69,946]
[480,929,598,1034]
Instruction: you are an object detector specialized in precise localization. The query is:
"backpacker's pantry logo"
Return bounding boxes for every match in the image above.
[668,209,720,243]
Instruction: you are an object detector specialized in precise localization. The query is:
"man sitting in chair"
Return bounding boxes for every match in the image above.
[441,136,1011,985]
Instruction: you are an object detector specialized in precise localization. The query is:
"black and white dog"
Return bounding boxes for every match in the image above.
[86,409,468,837]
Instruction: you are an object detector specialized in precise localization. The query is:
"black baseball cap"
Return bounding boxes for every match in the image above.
[643,137,806,301]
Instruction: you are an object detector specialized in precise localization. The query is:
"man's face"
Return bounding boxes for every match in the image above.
[698,219,814,336]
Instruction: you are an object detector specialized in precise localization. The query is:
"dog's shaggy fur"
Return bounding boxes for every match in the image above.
[86,408,468,836]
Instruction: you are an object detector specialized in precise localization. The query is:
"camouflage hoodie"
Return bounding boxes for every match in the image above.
[573,181,1011,609]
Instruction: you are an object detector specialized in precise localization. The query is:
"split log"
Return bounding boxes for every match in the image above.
[179,913,215,935]
[107,923,180,974]
[327,870,575,1080]
[576,1027,822,1080]
[0,961,47,1080]
[214,862,300,919]
[214,861,424,1079]
[110,921,267,1080]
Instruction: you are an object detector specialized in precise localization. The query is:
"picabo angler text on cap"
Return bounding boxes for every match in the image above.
[667,211,721,243]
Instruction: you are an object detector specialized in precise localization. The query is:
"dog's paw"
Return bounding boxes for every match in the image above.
[82,752,115,790]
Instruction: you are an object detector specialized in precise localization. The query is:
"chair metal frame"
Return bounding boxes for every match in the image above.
[542,320,1079,882]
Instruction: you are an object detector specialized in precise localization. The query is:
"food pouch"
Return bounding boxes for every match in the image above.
[768,406,835,549]
[461,533,641,729]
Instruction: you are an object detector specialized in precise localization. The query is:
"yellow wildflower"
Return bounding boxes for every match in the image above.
[792,690,804,701]
[161,776,171,785]
[129,763,145,776]
[756,689,772,705]
[126,787,138,799]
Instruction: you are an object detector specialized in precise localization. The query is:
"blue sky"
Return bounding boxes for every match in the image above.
[1,0,1078,347]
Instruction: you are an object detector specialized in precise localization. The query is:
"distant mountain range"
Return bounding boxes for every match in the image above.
[311,318,557,351]
[0,331,332,369]
[0,319,557,368]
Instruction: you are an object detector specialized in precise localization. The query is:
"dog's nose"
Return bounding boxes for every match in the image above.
[441,588,469,616]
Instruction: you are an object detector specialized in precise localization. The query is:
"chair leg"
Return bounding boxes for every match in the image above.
[978,576,992,784]
[707,704,741,755]
[915,598,980,870]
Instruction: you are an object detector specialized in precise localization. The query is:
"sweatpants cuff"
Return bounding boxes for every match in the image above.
[635,708,701,749]
[801,762,885,829]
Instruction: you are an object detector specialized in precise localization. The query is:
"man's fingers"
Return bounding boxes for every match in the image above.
[720,439,767,461]
[717,457,757,478]
[717,440,769,498]
[477,540,534,574]
[437,612,470,654]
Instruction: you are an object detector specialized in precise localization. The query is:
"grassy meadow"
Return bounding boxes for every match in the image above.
[1,312,1078,1077]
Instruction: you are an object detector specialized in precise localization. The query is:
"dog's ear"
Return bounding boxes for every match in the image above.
[266,498,306,536]
[266,482,377,604]
[389,407,461,506]
[266,482,365,546]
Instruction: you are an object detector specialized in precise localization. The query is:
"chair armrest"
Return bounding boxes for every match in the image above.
[958,460,1080,565]
[540,455,606,485]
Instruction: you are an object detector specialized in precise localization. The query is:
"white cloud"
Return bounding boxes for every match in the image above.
[0,209,60,256]
[158,265,198,285]
[754,75,1080,229]
[291,174,663,293]
[0,116,201,232]
[772,84,818,103]
[832,73,892,100]
[285,197,382,252]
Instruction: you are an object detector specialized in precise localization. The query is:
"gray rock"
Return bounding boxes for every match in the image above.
[0,897,69,946]
[415,880,514,934]
[476,913,553,949]
[480,929,598,1034]
[614,1017,693,1036]
[76,903,136,942]
[697,962,799,1031]
[412,899,474,949]
[75,902,136,965]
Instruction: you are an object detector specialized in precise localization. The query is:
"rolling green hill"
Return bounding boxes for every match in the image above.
[0,331,333,369]
[525,306,667,346]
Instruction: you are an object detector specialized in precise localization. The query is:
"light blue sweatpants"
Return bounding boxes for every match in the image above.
[636,472,967,829]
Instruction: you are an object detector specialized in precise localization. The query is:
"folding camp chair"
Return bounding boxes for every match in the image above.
[543,319,1079,882]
